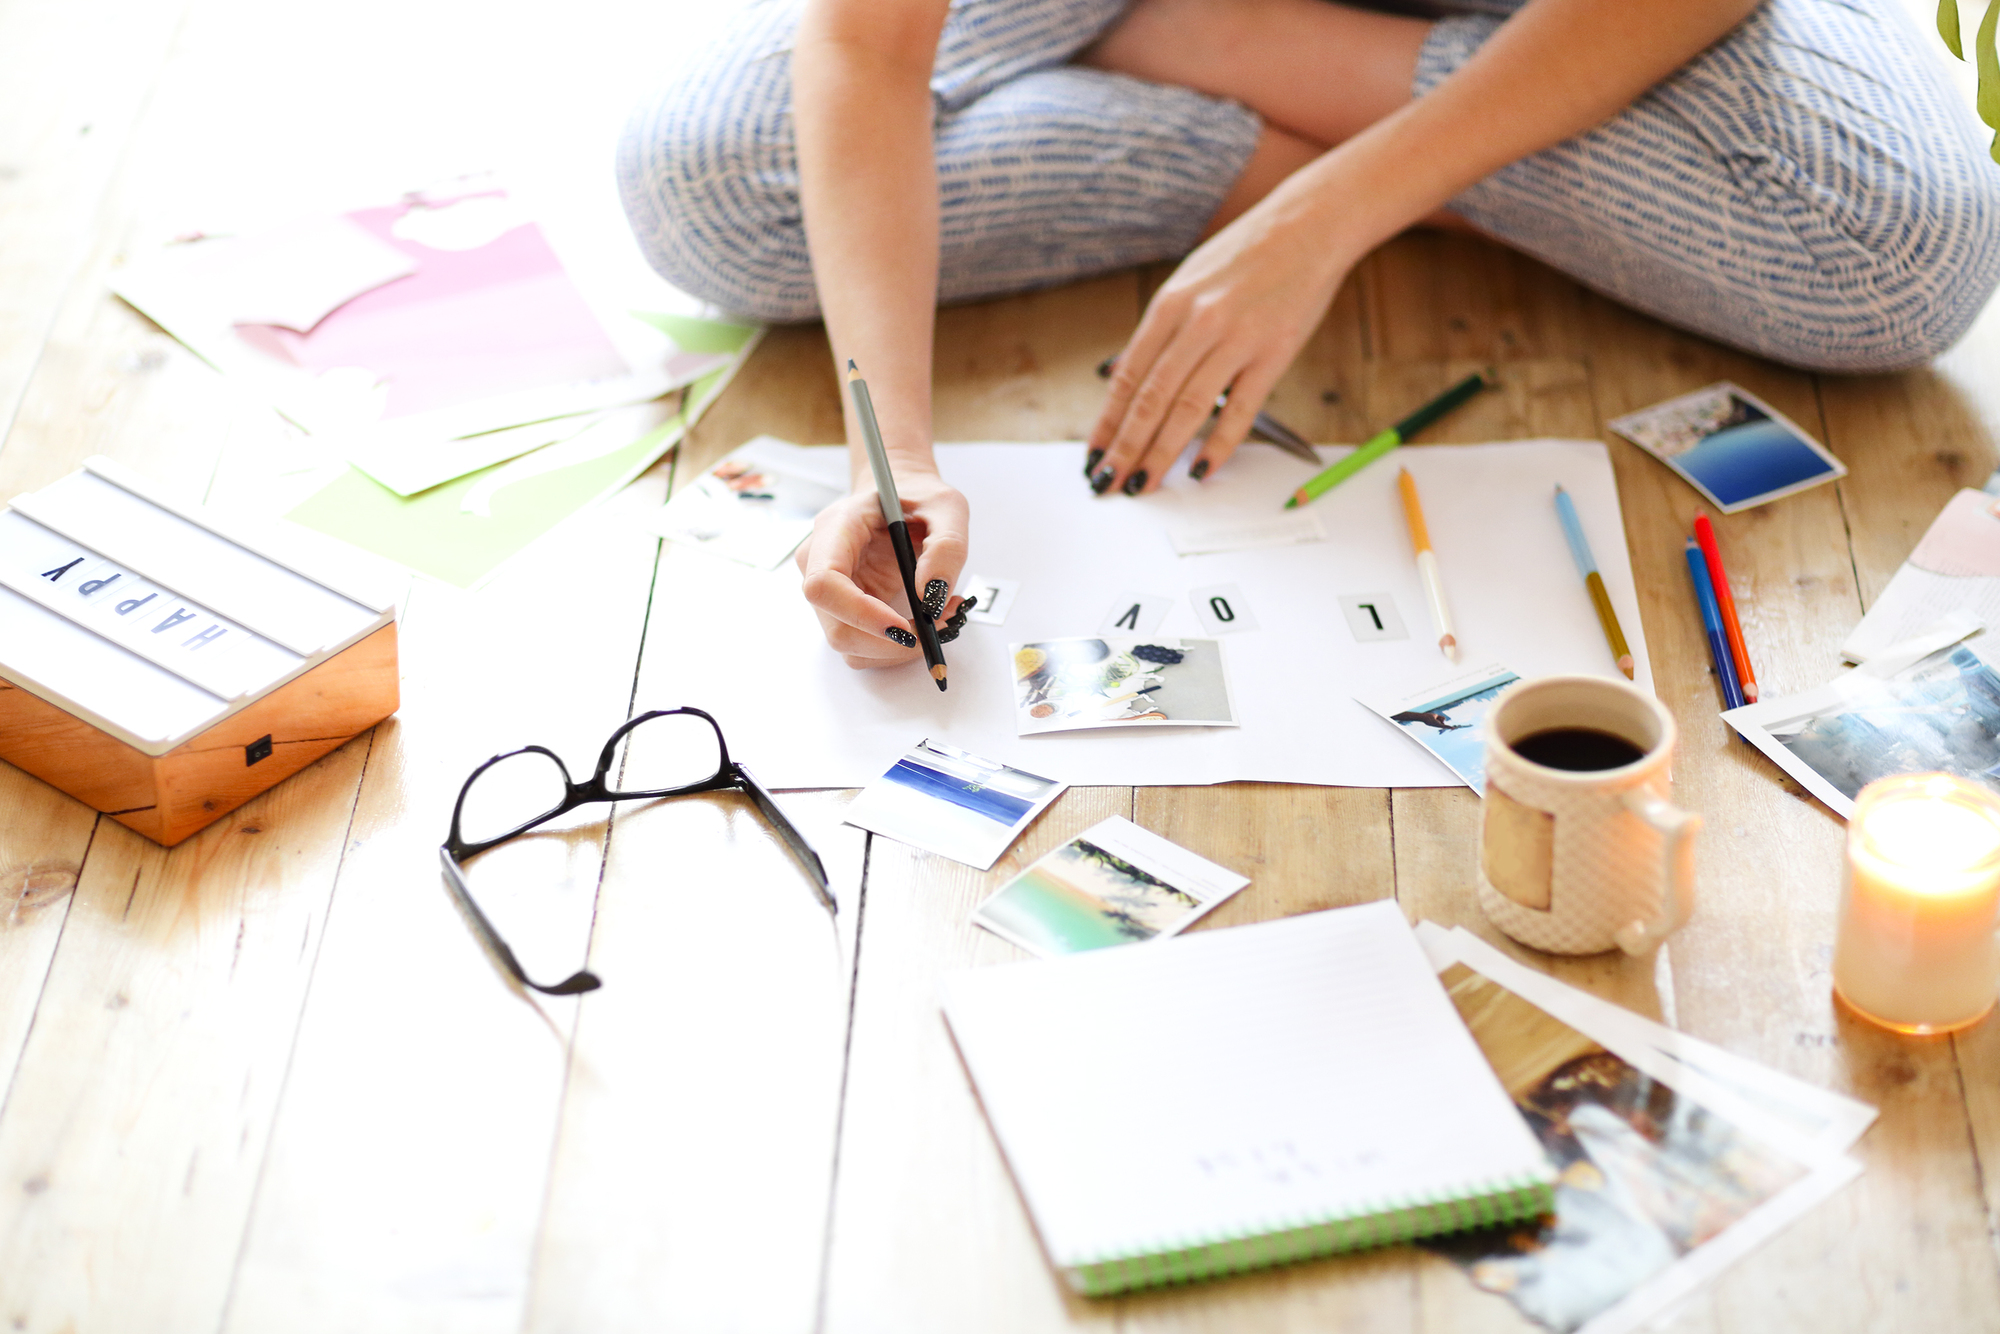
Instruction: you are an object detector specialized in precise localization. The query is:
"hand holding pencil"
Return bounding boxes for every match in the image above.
[793,365,971,674]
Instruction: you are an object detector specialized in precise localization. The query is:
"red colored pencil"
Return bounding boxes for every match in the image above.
[1693,513,1758,703]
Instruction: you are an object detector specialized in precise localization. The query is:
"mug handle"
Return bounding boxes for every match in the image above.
[1613,791,1701,955]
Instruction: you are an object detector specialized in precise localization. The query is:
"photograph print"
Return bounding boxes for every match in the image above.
[1011,636,1236,735]
[1361,664,1521,792]
[973,817,1249,957]
[1609,382,1844,513]
[653,437,843,568]
[1767,643,2000,808]
[843,738,1067,870]
[1427,963,1807,1334]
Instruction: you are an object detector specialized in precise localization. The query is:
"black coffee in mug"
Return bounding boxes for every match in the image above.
[1511,726,1646,772]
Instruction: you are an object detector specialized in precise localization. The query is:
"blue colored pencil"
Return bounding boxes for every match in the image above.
[1554,486,1634,679]
[1685,540,1746,711]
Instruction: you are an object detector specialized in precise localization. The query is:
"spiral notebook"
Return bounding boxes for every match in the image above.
[941,901,1556,1295]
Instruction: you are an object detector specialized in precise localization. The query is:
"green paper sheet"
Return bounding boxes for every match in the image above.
[286,360,742,589]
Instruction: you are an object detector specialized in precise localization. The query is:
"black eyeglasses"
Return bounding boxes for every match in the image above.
[440,707,831,996]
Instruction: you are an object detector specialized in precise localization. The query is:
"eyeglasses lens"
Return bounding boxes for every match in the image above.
[458,750,570,846]
[605,712,727,795]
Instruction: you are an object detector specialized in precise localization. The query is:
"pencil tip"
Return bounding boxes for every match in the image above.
[1744,683,1759,702]
[1283,496,1298,510]
[1619,657,1635,679]
[1441,635,1459,661]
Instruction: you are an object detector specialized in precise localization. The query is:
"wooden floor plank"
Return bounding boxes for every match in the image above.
[218,480,668,1334]
[0,0,194,449]
[821,274,1144,1331]
[1819,366,1998,610]
[1368,244,1674,1334]
[1114,786,1420,1334]
[1360,232,1595,366]
[524,785,862,1334]
[821,787,1132,1334]
[521,319,866,1331]
[0,785,99,1116]
[0,740,370,1334]
[1583,294,2000,1333]
[933,275,1141,444]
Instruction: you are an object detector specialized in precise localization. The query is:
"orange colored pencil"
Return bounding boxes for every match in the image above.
[1693,513,1757,703]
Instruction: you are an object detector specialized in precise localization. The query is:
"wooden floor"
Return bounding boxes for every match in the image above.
[6,0,2000,1329]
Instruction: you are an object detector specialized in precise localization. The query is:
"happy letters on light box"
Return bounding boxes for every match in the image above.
[0,458,401,845]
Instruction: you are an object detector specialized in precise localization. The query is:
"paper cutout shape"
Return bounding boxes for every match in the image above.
[1098,592,1171,635]
[1340,592,1409,642]
[1189,583,1257,636]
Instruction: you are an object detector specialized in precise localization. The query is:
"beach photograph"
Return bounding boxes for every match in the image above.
[1610,382,1843,512]
[975,834,1206,955]
[843,739,1066,870]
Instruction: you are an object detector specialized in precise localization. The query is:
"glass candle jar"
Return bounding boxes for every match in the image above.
[1833,773,2000,1035]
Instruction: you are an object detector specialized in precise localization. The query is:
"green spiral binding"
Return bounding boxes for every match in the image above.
[1064,1171,1557,1298]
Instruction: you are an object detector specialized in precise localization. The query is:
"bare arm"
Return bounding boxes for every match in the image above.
[1091,0,1766,489]
[791,0,969,667]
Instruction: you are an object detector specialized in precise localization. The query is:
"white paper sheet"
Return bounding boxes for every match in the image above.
[643,440,1651,789]
[345,414,598,497]
[1844,489,2000,662]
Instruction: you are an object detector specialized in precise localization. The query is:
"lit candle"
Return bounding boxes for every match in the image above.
[1834,774,2000,1034]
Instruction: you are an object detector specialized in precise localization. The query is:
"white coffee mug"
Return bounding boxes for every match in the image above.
[1478,675,1699,955]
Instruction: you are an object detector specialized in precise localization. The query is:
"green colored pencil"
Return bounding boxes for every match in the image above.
[1284,372,1491,509]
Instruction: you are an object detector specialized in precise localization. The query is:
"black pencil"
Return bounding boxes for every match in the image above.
[847,360,947,691]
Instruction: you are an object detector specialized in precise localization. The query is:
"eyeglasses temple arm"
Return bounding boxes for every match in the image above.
[438,847,603,996]
[733,765,836,915]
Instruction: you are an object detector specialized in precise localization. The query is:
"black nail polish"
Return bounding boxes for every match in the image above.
[1189,458,1211,481]
[885,627,917,648]
[922,579,949,619]
[1122,470,1148,496]
[1084,448,1104,477]
[1091,467,1115,495]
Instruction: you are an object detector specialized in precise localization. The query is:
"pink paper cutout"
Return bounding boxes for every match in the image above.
[1908,488,2000,577]
[246,191,628,421]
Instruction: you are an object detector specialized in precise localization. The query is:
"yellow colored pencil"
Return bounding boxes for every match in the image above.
[1397,468,1458,662]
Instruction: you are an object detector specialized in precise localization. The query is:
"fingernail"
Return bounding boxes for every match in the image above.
[1189,458,1211,481]
[921,579,949,619]
[1084,448,1104,477]
[884,627,917,648]
[1122,470,1148,496]
[938,599,972,643]
[1091,467,1115,495]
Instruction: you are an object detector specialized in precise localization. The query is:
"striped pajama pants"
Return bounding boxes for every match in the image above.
[617,0,2000,372]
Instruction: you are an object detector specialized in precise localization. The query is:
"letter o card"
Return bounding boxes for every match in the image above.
[1190,584,1257,635]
